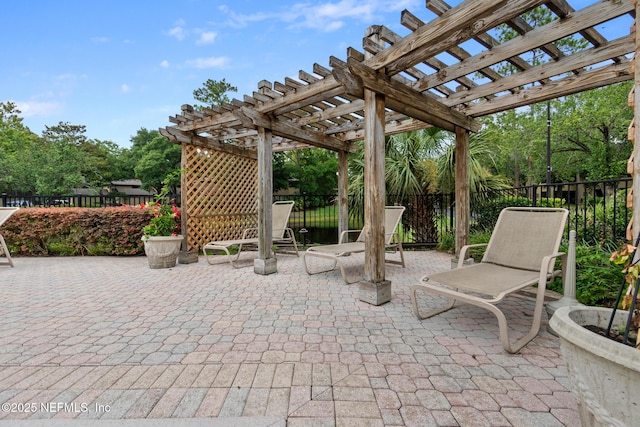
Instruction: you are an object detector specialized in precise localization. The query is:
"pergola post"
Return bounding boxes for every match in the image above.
[255,127,277,275]
[337,150,349,238]
[455,126,470,259]
[359,88,390,305]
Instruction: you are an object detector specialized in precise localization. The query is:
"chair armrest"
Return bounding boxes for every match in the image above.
[339,229,363,244]
[241,228,257,239]
[458,243,488,265]
[541,251,566,278]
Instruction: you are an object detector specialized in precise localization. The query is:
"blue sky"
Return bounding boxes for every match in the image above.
[1,0,625,148]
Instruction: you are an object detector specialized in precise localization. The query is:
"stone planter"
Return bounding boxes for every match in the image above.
[549,306,640,427]
[142,235,183,269]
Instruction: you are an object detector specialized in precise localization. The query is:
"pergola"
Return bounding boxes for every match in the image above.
[161,0,637,305]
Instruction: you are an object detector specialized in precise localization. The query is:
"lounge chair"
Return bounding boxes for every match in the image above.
[203,200,298,267]
[302,205,406,283]
[0,207,19,267]
[410,207,568,353]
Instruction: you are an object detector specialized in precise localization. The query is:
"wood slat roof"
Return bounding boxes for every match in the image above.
[161,0,636,155]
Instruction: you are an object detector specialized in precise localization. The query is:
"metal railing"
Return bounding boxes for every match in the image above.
[1,193,157,208]
[4,178,632,247]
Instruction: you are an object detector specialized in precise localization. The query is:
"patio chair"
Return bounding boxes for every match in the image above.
[203,200,298,267]
[302,205,406,284]
[410,207,568,353]
[0,207,19,267]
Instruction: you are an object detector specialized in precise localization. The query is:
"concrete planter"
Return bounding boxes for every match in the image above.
[142,235,183,269]
[549,306,640,427]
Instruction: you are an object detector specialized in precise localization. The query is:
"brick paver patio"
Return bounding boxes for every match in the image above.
[0,250,579,426]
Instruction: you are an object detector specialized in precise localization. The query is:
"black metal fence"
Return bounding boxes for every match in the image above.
[276,178,632,247]
[1,193,157,208]
[3,178,632,247]
[474,179,632,246]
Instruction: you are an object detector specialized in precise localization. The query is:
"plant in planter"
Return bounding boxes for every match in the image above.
[141,171,183,269]
[605,240,640,344]
[549,235,640,427]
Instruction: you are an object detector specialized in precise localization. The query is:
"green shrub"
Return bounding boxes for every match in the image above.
[548,240,624,307]
[471,197,531,232]
[570,190,628,246]
[2,207,152,256]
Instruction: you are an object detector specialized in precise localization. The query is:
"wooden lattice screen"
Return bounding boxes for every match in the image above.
[182,144,258,251]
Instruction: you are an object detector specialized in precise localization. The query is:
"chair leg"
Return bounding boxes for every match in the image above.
[336,260,359,284]
[412,281,547,354]
[384,243,405,268]
[397,242,405,267]
[204,246,242,267]
[0,234,13,267]
[301,252,338,276]
[286,230,299,257]
[410,284,456,320]
[302,252,360,284]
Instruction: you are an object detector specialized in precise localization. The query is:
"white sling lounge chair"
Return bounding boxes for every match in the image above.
[302,205,406,283]
[411,207,568,353]
[0,207,19,267]
[203,200,298,267]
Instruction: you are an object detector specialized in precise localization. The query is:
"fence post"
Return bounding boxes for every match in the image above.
[532,184,538,207]
[303,193,307,230]
[1,193,5,207]
[76,194,82,208]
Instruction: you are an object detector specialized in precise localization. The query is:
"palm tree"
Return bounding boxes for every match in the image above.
[348,128,446,241]
[348,127,510,242]
[437,130,511,198]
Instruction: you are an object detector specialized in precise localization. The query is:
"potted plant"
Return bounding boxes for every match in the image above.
[549,237,640,426]
[141,171,183,269]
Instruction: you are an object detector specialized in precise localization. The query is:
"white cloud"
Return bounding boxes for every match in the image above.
[120,84,131,94]
[91,36,109,43]
[196,31,217,45]
[160,60,170,68]
[168,19,186,40]
[14,100,61,118]
[217,0,419,32]
[186,56,230,69]
[217,5,269,29]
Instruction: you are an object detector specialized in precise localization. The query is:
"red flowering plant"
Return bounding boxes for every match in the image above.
[141,171,182,237]
[142,200,181,237]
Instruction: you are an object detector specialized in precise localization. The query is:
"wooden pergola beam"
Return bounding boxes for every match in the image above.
[340,58,481,133]
[417,0,634,92]
[234,107,358,153]
[160,127,257,160]
[447,35,635,106]
[364,0,510,73]
[464,62,632,117]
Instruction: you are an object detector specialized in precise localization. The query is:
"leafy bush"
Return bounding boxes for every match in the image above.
[2,207,152,256]
[547,240,624,306]
[472,197,522,232]
[435,230,492,258]
[570,189,629,246]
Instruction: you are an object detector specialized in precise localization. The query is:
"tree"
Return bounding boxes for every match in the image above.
[78,139,129,187]
[491,5,589,185]
[551,82,633,181]
[287,149,338,195]
[437,130,512,196]
[0,102,40,194]
[193,78,237,110]
[31,122,88,194]
[348,128,448,241]
[131,130,181,192]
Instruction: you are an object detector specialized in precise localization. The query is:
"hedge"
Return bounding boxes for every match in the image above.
[1,207,154,256]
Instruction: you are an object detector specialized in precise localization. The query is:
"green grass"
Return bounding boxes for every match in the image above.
[289,205,362,229]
